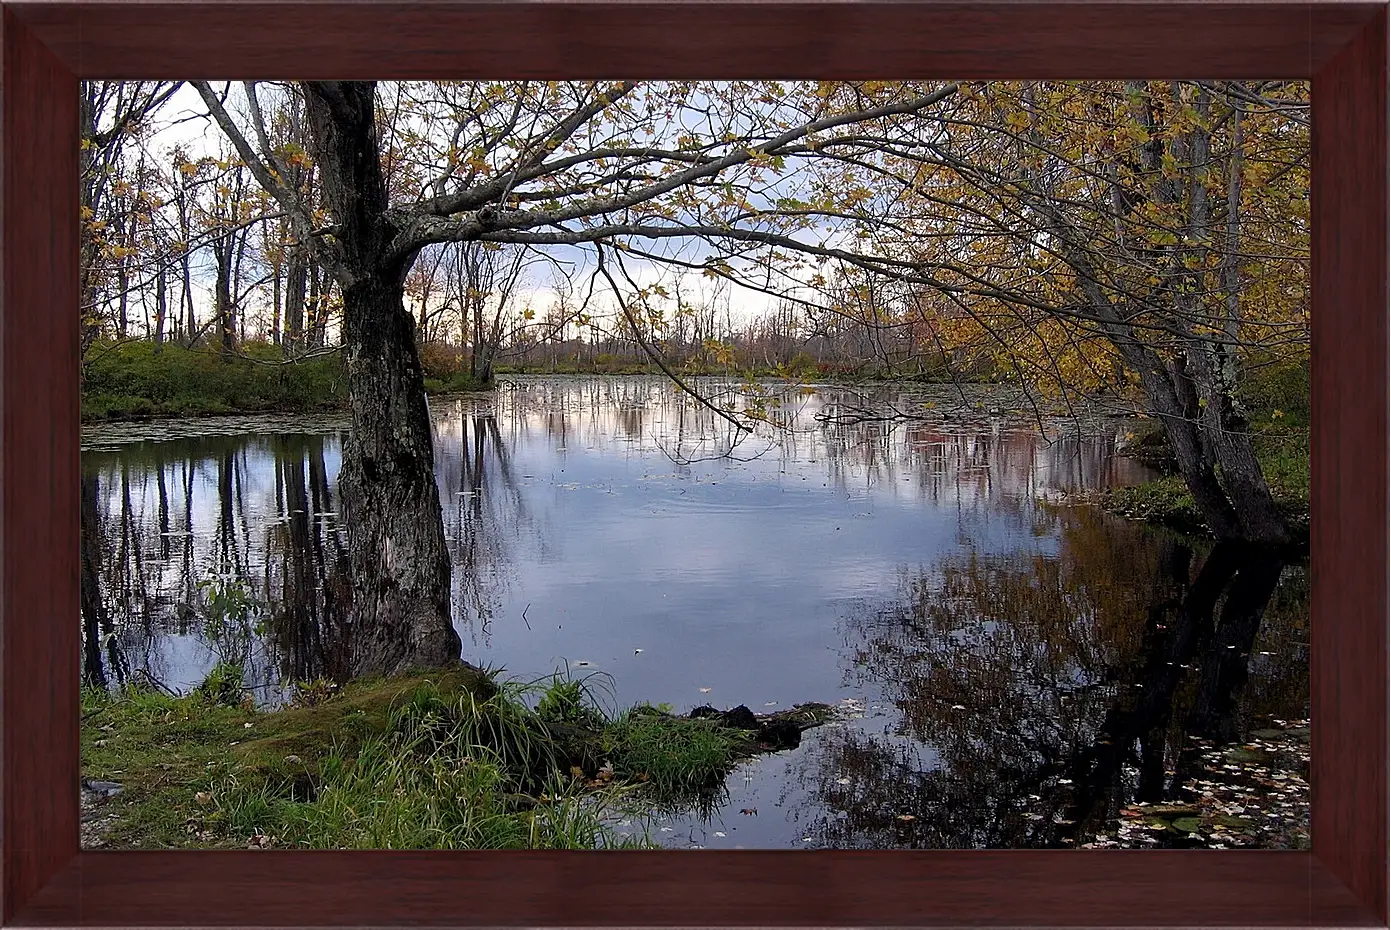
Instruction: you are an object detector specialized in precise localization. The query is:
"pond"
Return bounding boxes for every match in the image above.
[81,375,1309,849]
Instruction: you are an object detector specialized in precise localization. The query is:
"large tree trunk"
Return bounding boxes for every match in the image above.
[338,275,460,675]
[303,81,462,677]
[1188,346,1291,545]
[1129,348,1289,545]
[1069,252,1289,546]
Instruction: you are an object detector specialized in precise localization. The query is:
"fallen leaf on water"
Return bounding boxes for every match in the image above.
[740,808,758,816]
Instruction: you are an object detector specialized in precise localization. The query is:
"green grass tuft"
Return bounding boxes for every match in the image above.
[602,706,752,799]
[82,663,767,850]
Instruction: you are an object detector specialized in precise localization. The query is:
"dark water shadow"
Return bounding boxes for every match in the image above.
[786,508,1306,849]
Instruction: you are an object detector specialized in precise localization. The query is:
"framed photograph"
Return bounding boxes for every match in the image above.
[2,1,1385,926]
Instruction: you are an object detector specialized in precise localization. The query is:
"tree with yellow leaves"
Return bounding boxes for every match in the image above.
[799,80,1307,544]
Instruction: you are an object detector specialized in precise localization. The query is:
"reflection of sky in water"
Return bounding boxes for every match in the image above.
[431,378,1147,710]
[81,376,1306,849]
[83,378,1146,700]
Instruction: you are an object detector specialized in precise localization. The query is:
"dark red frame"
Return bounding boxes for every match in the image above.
[2,1,1385,926]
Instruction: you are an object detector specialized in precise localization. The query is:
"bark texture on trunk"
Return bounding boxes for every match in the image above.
[338,275,461,676]
[1191,348,1291,545]
[303,81,462,677]
[1092,298,1290,546]
[1143,355,1290,545]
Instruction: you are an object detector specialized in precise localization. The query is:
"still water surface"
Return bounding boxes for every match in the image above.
[81,376,1309,848]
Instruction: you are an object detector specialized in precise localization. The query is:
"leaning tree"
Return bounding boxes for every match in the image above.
[795,80,1309,544]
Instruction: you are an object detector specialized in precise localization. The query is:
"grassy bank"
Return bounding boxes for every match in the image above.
[81,338,999,423]
[81,664,811,850]
[1105,360,1310,539]
[82,340,347,422]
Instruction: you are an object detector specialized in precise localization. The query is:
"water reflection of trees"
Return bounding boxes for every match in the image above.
[80,433,353,689]
[81,443,204,688]
[434,402,528,643]
[485,379,1150,501]
[81,473,122,688]
[794,506,1307,849]
[81,406,537,689]
[818,401,1150,513]
[261,435,350,682]
[80,380,1153,691]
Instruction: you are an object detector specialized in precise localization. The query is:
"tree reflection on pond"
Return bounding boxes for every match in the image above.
[793,507,1307,849]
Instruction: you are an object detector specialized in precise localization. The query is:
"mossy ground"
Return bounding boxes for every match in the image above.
[1105,434,1308,539]
[80,665,783,850]
[82,666,488,848]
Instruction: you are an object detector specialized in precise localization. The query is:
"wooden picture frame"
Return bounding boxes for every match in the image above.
[2,1,1385,925]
